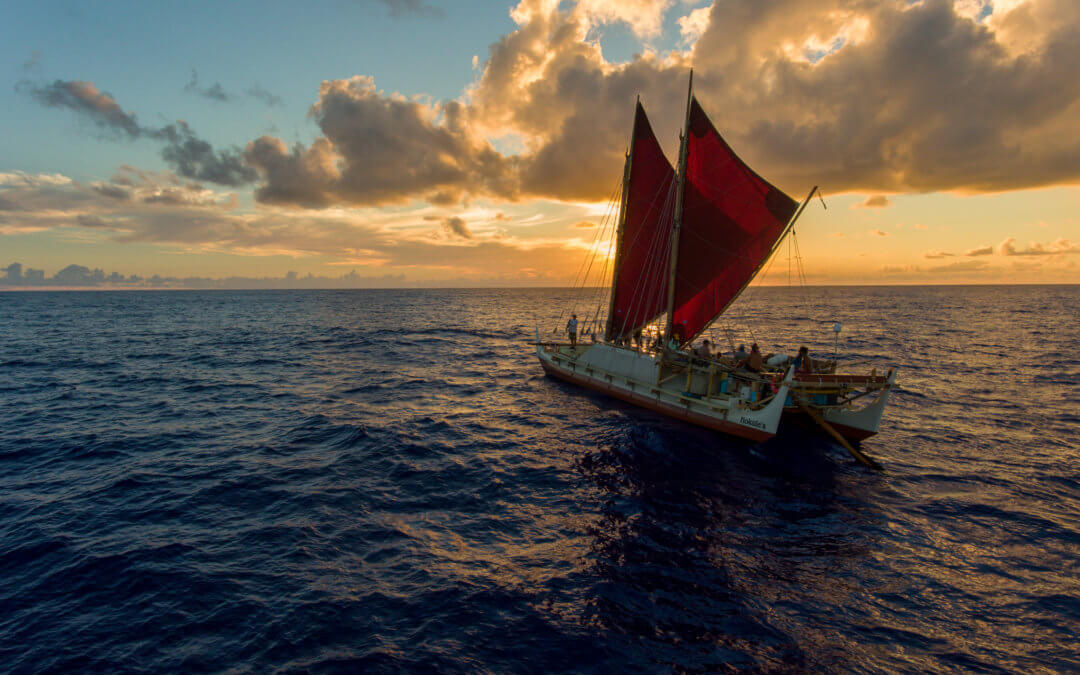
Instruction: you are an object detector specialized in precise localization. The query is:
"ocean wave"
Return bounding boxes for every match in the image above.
[1,286,1078,671]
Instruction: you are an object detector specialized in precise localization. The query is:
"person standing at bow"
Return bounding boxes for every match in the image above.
[566,314,578,347]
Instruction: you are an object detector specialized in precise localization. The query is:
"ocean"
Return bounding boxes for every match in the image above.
[1,286,1078,672]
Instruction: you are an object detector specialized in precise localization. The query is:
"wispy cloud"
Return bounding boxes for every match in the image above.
[0,171,593,281]
[184,70,230,102]
[369,0,443,19]
[183,70,284,107]
[442,216,472,239]
[246,84,283,107]
[20,79,142,138]
[19,79,255,186]
[21,50,42,73]
[854,195,891,209]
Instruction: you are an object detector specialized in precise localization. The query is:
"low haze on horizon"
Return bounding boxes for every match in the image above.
[2,0,1079,287]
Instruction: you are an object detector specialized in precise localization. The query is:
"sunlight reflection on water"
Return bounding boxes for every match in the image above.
[0,286,1078,671]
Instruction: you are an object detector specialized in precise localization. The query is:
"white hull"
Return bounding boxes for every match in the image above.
[537,342,791,442]
[784,370,897,441]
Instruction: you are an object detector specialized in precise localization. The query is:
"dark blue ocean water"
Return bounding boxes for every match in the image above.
[1,286,1078,672]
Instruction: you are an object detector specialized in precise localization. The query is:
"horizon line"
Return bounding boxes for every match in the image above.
[2,281,1078,293]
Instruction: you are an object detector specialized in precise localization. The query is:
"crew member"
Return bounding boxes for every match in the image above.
[742,343,764,372]
[695,339,712,360]
[793,345,813,373]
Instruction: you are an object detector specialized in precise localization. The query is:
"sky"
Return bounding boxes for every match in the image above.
[1,0,1078,286]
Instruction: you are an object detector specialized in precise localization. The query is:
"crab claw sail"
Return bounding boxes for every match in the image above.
[670,97,800,345]
[606,102,677,342]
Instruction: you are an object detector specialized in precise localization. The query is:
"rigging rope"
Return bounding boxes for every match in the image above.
[552,173,623,335]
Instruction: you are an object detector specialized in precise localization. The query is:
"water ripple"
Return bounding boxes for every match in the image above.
[0,286,1078,671]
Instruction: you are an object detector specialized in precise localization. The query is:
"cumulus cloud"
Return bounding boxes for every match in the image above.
[575,0,676,38]
[855,195,892,209]
[18,0,1080,246]
[242,0,1080,211]
[998,236,1078,256]
[965,244,994,256]
[678,6,711,45]
[688,0,1080,194]
[246,76,518,206]
[156,120,257,186]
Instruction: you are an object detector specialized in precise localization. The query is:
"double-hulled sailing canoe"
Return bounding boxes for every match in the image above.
[535,72,896,464]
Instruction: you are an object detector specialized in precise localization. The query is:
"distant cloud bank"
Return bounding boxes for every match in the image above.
[1,261,449,289]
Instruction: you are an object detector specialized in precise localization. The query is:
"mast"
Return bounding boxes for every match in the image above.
[604,96,638,342]
[664,70,693,344]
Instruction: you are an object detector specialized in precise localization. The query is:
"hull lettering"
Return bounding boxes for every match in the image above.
[739,417,767,430]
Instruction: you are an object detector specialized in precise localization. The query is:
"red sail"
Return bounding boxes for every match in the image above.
[671,98,798,344]
[608,102,677,340]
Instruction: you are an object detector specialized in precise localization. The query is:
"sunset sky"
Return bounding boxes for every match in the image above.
[2,0,1078,285]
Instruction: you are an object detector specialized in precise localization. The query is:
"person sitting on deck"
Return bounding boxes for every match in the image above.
[694,339,712,360]
[566,314,578,347]
[741,343,764,372]
[733,344,749,362]
[793,345,813,373]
